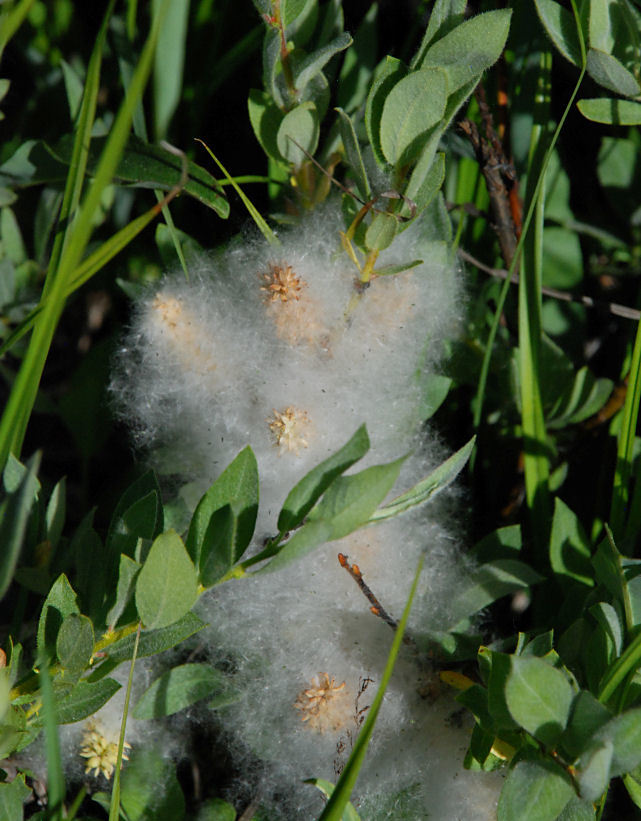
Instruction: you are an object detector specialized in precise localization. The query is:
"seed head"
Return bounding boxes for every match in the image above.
[267,406,311,455]
[294,673,352,734]
[79,719,131,780]
[260,263,305,303]
[148,291,216,375]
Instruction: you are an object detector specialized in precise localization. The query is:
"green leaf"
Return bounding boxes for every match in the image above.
[402,150,445,215]
[590,708,641,776]
[368,436,475,523]
[248,89,285,163]
[624,769,641,811]
[497,759,575,821]
[135,531,198,629]
[534,0,582,65]
[56,613,94,673]
[578,97,641,125]
[37,574,80,661]
[549,498,593,586]
[556,798,596,820]
[365,211,398,252]
[411,0,466,68]
[547,367,613,429]
[452,559,544,621]
[472,525,522,563]
[293,32,352,94]
[277,102,320,166]
[505,656,574,746]
[0,451,40,601]
[120,747,186,821]
[56,677,121,724]
[265,455,406,572]
[44,133,229,217]
[561,690,612,759]
[103,611,206,664]
[307,778,361,819]
[586,48,641,97]
[365,56,407,169]
[45,476,66,549]
[590,601,623,657]
[418,9,512,92]
[373,259,424,278]
[198,505,236,587]
[335,107,371,200]
[108,470,164,549]
[106,554,141,629]
[0,774,31,821]
[133,663,228,719]
[152,0,189,139]
[379,68,447,167]
[577,741,612,802]
[193,798,237,821]
[277,424,370,533]
[186,446,259,569]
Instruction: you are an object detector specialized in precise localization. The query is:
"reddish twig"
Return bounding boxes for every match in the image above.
[337,553,399,632]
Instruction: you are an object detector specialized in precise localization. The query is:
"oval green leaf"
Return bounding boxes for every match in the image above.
[497,759,575,821]
[380,68,447,167]
[277,102,320,166]
[578,97,641,125]
[135,530,198,629]
[56,613,94,672]
[505,656,574,746]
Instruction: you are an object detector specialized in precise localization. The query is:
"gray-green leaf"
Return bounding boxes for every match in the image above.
[505,656,574,746]
[379,68,447,167]
[134,663,229,719]
[135,531,198,629]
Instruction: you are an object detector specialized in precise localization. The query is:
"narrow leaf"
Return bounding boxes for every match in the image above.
[368,436,475,523]
[278,425,369,533]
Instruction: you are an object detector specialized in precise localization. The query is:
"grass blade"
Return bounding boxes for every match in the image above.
[0,0,168,469]
[317,556,424,820]
[611,318,641,539]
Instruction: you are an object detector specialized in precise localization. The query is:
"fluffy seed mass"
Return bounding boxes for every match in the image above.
[110,202,498,818]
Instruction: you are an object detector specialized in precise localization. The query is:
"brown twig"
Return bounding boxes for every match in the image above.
[458,247,641,322]
[338,553,405,634]
[459,84,521,270]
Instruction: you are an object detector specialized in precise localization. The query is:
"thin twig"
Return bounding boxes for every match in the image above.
[458,247,641,322]
[338,553,404,634]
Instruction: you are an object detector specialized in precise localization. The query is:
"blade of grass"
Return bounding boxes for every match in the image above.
[518,49,553,561]
[39,661,65,820]
[0,0,169,469]
[0,0,36,58]
[195,138,280,247]
[109,621,142,821]
[45,0,117,301]
[612,318,641,540]
[317,556,424,820]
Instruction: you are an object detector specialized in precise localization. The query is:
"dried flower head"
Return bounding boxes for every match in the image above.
[294,673,353,734]
[148,292,216,375]
[79,719,131,780]
[260,262,328,348]
[268,406,311,455]
[260,263,305,303]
